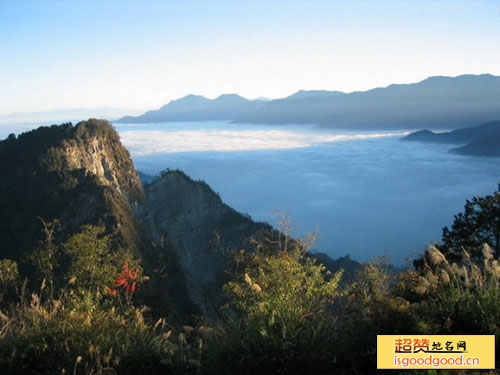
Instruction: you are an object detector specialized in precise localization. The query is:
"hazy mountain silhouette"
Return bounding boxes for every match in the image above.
[451,137,500,157]
[403,120,500,157]
[234,74,500,130]
[117,74,500,130]
[118,94,266,123]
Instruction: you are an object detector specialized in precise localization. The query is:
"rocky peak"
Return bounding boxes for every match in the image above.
[45,119,144,204]
[0,119,144,258]
[0,121,271,320]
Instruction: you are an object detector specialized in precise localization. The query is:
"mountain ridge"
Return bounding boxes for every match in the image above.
[234,74,500,129]
[118,94,266,124]
[402,120,500,157]
[117,74,500,130]
[0,120,276,320]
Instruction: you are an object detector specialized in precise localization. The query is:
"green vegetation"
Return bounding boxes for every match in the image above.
[439,185,499,261]
[204,232,342,375]
[224,250,341,340]
[0,176,498,373]
[63,225,141,295]
[0,225,198,375]
[412,244,499,336]
[0,119,144,263]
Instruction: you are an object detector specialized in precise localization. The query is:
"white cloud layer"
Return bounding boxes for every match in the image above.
[124,123,500,265]
[119,128,406,155]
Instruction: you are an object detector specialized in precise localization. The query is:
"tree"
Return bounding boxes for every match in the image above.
[63,225,141,295]
[439,185,500,261]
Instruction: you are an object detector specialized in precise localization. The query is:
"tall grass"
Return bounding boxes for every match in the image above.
[0,282,209,375]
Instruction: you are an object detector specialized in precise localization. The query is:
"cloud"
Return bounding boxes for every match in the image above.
[126,125,500,265]
[119,128,406,155]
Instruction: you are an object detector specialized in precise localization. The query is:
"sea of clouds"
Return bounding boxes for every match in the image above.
[114,122,500,265]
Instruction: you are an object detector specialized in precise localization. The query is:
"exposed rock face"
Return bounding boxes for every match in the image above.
[142,170,271,316]
[0,120,144,259]
[53,137,142,202]
[0,120,194,320]
[0,119,271,319]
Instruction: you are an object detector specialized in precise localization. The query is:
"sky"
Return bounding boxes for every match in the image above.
[1,0,500,115]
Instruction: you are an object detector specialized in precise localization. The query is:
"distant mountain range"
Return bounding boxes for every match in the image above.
[402,121,500,157]
[118,94,266,123]
[117,74,500,130]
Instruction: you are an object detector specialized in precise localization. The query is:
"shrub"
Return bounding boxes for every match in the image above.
[206,225,342,375]
[63,225,142,297]
[224,249,341,340]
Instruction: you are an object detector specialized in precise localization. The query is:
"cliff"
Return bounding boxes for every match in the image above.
[0,120,144,260]
[142,170,271,315]
[0,119,271,320]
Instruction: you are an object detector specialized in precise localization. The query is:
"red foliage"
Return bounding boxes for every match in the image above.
[107,261,139,296]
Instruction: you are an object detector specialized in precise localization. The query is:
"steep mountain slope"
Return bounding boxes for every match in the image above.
[118,94,266,123]
[0,119,273,320]
[0,120,144,260]
[142,170,271,315]
[234,74,500,130]
[0,120,199,320]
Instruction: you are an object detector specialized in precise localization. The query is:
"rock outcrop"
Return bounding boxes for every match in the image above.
[0,120,144,259]
[142,170,271,316]
[0,119,270,320]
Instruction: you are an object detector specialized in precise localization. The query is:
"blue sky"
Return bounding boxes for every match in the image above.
[1,0,499,114]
